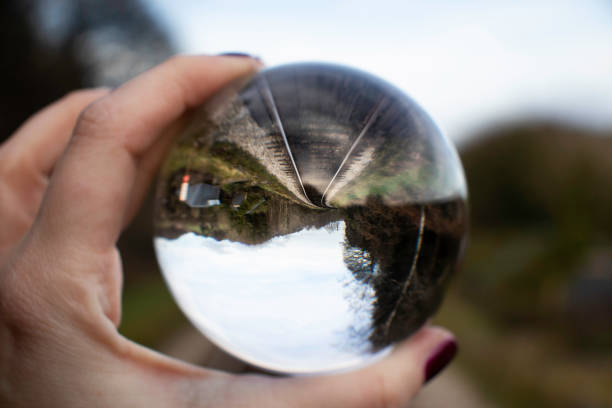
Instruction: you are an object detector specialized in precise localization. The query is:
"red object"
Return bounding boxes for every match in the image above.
[179,174,190,202]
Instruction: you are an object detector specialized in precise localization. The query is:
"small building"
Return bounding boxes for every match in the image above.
[181,182,221,208]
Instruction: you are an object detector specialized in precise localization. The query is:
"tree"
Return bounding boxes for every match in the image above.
[0,0,175,140]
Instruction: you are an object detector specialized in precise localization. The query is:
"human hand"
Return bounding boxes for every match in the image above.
[0,55,457,407]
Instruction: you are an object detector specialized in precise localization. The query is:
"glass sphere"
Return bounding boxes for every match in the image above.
[153,63,468,374]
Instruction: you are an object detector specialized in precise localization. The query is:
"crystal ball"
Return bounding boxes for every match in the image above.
[153,63,468,374]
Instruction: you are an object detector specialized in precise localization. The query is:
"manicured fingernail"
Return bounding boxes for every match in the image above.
[425,339,457,383]
[218,52,256,58]
[218,52,264,67]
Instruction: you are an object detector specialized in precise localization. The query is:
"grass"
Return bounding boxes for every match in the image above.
[434,287,612,408]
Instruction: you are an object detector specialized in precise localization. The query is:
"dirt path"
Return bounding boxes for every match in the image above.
[412,365,496,408]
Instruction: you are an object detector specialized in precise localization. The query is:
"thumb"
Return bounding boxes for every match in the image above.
[190,326,457,408]
[279,326,457,408]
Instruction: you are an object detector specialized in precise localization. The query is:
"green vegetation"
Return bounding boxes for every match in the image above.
[440,121,612,407]
[119,277,188,348]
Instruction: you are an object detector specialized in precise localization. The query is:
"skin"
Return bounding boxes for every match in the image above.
[0,55,455,408]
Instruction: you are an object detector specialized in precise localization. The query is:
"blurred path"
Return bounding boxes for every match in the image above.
[412,365,496,408]
[160,325,497,407]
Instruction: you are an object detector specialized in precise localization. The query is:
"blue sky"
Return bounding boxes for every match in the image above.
[147,0,612,142]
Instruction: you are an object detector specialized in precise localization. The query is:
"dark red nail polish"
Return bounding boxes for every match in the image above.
[218,52,254,58]
[425,339,458,383]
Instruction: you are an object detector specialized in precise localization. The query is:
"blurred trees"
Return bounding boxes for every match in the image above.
[343,197,467,348]
[452,121,612,407]
[460,122,612,346]
[0,0,174,141]
[463,122,612,237]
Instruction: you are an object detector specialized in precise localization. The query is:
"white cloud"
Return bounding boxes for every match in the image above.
[154,225,384,373]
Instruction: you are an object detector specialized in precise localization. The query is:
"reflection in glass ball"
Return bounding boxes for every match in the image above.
[153,63,468,374]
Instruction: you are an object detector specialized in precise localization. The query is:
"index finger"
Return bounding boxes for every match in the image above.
[35,55,262,252]
[0,88,109,180]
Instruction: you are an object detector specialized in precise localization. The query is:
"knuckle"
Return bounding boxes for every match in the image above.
[74,97,114,137]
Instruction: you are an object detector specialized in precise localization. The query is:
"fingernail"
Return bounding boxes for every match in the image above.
[219,51,261,61]
[424,339,457,383]
[218,52,264,68]
[218,52,257,58]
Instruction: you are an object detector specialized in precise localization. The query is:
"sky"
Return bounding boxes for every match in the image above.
[147,0,612,143]
[154,227,385,373]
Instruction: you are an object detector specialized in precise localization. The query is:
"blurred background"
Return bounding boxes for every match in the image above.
[1,0,611,406]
